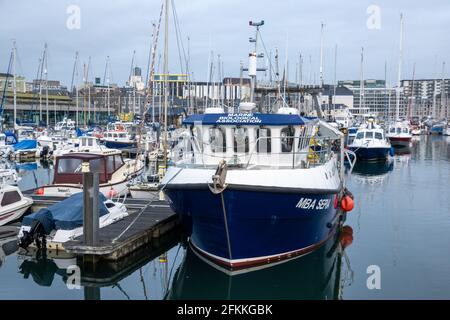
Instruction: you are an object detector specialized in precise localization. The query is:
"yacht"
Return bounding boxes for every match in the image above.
[101,121,138,149]
[35,136,144,197]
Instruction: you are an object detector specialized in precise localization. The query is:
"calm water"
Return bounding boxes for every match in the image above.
[0,135,449,300]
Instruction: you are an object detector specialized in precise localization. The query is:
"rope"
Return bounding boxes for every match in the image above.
[111,167,182,243]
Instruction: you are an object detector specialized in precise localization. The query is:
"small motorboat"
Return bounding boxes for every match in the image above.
[386,121,412,147]
[0,185,33,226]
[348,118,392,161]
[18,192,128,251]
[35,136,144,197]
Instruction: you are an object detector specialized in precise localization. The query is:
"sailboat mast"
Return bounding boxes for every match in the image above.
[441,61,446,119]
[319,22,324,87]
[44,43,49,127]
[333,44,337,111]
[12,40,17,131]
[360,47,364,117]
[409,63,416,119]
[163,0,169,168]
[395,13,404,121]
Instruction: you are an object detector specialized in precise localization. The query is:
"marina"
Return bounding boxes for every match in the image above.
[0,0,450,304]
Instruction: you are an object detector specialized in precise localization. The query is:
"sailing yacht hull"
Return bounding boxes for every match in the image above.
[164,187,340,269]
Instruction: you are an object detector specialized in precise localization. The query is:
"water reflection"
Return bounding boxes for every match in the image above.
[351,160,394,186]
[166,230,353,300]
[15,232,181,300]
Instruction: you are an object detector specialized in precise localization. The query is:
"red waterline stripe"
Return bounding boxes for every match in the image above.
[191,230,336,270]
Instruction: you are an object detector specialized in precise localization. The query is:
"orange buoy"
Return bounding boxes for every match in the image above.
[108,188,118,198]
[341,195,354,212]
[340,225,354,249]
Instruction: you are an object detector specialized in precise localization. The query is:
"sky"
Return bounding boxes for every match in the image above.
[0,0,449,88]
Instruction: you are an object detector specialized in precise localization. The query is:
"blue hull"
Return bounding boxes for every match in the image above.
[103,140,137,149]
[164,188,340,268]
[349,146,390,161]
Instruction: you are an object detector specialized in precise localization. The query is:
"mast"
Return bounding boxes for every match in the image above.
[106,56,111,118]
[409,63,416,119]
[44,43,49,127]
[441,61,446,119]
[333,44,337,112]
[248,20,264,104]
[39,45,46,125]
[87,56,91,124]
[359,47,364,117]
[395,13,404,121]
[319,22,324,87]
[12,40,17,131]
[163,0,169,168]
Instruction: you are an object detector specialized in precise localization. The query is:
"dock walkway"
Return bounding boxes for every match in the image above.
[24,193,180,261]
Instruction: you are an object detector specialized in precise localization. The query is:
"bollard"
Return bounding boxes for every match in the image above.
[82,161,99,247]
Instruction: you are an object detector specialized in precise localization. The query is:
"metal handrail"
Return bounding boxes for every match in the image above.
[172,134,339,170]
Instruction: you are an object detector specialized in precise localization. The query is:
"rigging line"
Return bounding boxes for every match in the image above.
[258,30,278,81]
[171,0,189,73]
[0,51,13,113]
[113,282,131,300]
[171,1,185,75]
[162,243,182,298]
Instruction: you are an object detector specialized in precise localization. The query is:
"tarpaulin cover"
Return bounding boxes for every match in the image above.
[22,192,109,234]
[13,139,37,151]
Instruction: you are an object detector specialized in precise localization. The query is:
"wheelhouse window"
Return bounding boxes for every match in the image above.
[234,127,249,153]
[106,156,115,174]
[209,127,226,153]
[356,132,364,139]
[396,128,401,134]
[257,128,271,153]
[365,132,374,139]
[57,158,84,174]
[390,128,396,133]
[403,128,409,134]
[375,132,383,140]
[1,191,21,206]
[281,127,295,153]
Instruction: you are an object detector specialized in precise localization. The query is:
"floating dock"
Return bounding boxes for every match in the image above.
[24,193,181,261]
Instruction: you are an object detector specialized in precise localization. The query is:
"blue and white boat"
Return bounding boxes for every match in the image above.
[347,119,392,161]
[161,107,349,270]
[101,122,137,149]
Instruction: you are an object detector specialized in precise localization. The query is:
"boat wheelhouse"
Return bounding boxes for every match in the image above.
[161,108,349,271]
[37,136,144,197]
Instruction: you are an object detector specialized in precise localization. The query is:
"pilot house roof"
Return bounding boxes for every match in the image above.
[183,113,309,126]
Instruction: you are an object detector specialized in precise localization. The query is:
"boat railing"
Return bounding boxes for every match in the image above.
[171,134,339,170]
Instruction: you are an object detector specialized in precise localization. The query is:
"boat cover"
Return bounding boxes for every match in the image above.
[22,192,109,234]
[13,139,37,151]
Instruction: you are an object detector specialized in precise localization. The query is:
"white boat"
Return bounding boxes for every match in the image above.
[0,185,33,226]
[35,136,144,197]
[348,118,392,161]
[0,168,21,185]
[386,121,412,147]
[101,122,138,149]
[54,117,76,132]
[129,182,159,199]
[18,192,128,250]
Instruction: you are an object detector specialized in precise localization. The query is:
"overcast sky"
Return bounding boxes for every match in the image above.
[1,0,449,88]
